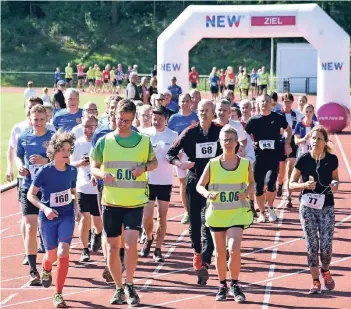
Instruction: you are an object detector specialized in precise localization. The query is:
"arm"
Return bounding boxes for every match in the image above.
[27,184,58,220]
[330,168,339,192]
[71,187,81,221]
[196,162,211,198]
[6,145,15,182]
[242,163,254,199]
[289,167,315,191]
[294,133,309,145]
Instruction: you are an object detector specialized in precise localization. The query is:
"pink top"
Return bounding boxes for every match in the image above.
[77,66,84,76]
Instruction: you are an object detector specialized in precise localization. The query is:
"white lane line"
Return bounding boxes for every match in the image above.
[0,293,18,305]
[271,248,278,260]
[0,228,9,234]
[273,232,280,245]
[141,230,188,291]
[335,134,351,177]
[1,212,21,219]
[268,264,275,278]
[262,282,272,309]
[1,233,21,240]
[278,209,284,227]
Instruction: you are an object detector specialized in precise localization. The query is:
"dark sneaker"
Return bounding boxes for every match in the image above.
[286,197,293,208]
[230,284,246,303]
[41,268,52,288]
[91,232,102,252]
[37,243,46,253]
[124,284,140,306]
[153,248,165,263]
[140,235,154,258]
[110,288,126,305]
[53,293,66,308]
[102,266,114,283]
[320,269,335,291]
[215,285,228,301]
[309,280,322,294]
[197,264,209,285]
[22,255,29,265]
[80,249,90,262]
[277,184,283,197]
[29,270,41,286]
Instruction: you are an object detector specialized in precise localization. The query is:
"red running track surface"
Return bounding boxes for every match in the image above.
[1,96,351,309]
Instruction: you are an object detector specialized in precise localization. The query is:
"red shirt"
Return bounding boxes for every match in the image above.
[103,70,110,80]
[189,72,199,83]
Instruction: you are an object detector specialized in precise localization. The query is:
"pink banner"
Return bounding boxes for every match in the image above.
[251,16,296,26]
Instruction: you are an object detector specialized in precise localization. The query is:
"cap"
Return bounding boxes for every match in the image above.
[155,93,165,100]
[57,80,65,86]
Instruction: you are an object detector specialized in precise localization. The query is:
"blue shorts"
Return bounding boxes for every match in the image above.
[39,205,75,250]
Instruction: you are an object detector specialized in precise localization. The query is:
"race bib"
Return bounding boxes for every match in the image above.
[50,189,72,207]
[259,140,275,150]
[211,81,217,87]
[29,164,41,178]
[196,142,217,159]
[301,193,325,210]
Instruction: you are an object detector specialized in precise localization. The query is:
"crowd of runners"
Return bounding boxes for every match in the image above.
[5,67,340,307]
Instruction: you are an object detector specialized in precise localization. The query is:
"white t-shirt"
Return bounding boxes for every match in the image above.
[70,136,97,194]
[24,88,36,100]
[143,127,178,185]
[238,132,255,164]
[72,124,84,140]
[228,120,247,142]
[42,94,51,103]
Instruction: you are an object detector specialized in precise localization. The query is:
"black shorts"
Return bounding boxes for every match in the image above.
[260,85,267,91]
[112,80,117,86]
[253,155,279,196]
[103,80,109,84]
[102,205,143,237]
[210,86,219,94]
[65,78,72,83]
[88,79,94,84]
[17,177,23,201]
[20,188,41,216]
[228,84,235,91]
[54,79,60,86]
[209,225,244,232]
[78,76,85,80]
[251,83,256,87]
[118,80,123,85]
[191,82,197,89]
[148,184,172,202]
[220,85,224,93]
[78,192,100,216]
[278,138,297,162]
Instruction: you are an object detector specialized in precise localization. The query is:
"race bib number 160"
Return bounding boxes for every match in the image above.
[50,189,72,207]
[196,142,217,159]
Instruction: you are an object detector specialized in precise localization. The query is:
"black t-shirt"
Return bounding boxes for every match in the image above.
[295,152,338,207]
[53,90,66,109]
[166,122,223,179]
[151,70,157,77]
[245,112,288,157]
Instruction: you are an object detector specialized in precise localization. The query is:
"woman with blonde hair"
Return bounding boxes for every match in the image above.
[289,125,339,294]
[225,66,236,92]
[197,125,254,303]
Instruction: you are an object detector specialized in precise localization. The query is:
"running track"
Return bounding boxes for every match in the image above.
[1,97,351,308]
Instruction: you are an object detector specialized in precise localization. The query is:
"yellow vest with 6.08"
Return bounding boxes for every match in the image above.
[206,157,253,228]
[102,132,149,207]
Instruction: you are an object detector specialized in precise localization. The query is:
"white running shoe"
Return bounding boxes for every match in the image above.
[268,208,277,222]
[256,213,266,223]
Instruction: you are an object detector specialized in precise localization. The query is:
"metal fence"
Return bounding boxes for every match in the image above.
[1,71,317,94]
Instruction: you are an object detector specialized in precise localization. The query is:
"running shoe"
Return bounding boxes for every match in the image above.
[102,266,114,283]
[197,264,209,284]
[181,212,190,224]
[277,184,283,197]
[37,243,46,253]
[320,269,335,290]
[286,197,293,208]
[309,280,322,294]
[41,268,52,288]
[53,293,66,308]
[29,270,41,286]
[140,235,154,258]
[91,232,102,252]
[110,288,126,305]
[124,283,140,306]
[268,208,277,222]
[257,213,266,223]
[153,248,165,263]
[215,285,228,301]
[80,249,90,262]
[230,284,246,303]
[193,253,202,271]
[22,255,29,265]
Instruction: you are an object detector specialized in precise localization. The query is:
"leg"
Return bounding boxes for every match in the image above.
[201,203,214,266]
[79,212,91,249]
[179,177,188,212]
[155,200,170,249]
[253,160,266,213]
[23,215,38,271]
[106,236,123,288]
[319,207,335,270]
[56,242,70,293]
[227,228,244,280]
[142,200,155,241]
[286,158,296,201]
[211,230,227,281]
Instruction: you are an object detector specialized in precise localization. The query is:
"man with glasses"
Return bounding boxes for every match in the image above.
[53,80,66,109]
[136,104,152,133]
[72,102,99,139]
[71,115,101,262]
[92,99,157,306]
[190,89,201,113]
[168,93,199,224]
[52,88,83,132]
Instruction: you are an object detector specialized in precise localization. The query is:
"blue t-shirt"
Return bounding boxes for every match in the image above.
[209,74,219,87]
[250,73,258,84]
[167,85,182,112]
[53,108,83,131]
[168,112,199,135]
[98,113,109,127]
[54,72,61,81]
[33,162,77,215]
[17,129,55,189]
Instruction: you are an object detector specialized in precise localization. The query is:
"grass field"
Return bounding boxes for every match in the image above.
[0,91,109,184]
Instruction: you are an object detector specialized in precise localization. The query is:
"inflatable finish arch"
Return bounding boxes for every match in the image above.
[157,4,350,131]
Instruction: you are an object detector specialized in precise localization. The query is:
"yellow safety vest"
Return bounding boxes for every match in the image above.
[205,156,253,228]
[259,72,269,85]
[240,76,249,89]
[102,132,149,207]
